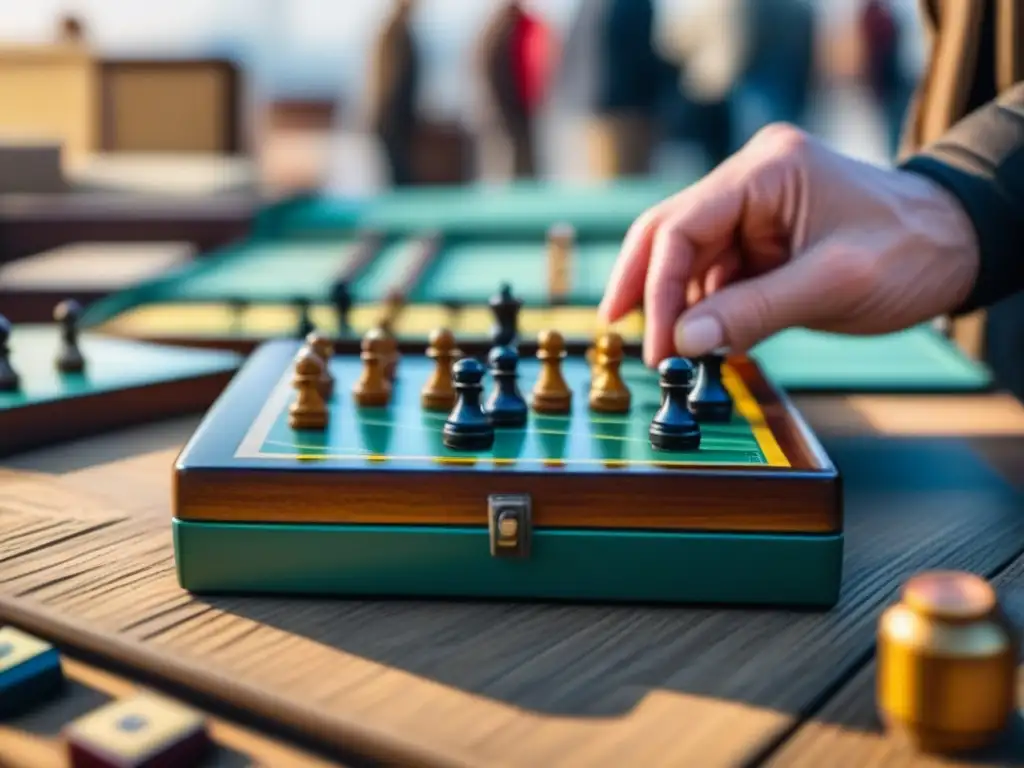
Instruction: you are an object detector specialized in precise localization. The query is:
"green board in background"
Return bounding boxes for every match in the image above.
[255,179,687,239]
[0,326,241,411]
[752,325,992,393]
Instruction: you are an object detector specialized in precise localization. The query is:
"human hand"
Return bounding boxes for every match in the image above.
[597,125,981,366]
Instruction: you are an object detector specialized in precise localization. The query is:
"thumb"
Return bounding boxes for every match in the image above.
[672,255,832,356]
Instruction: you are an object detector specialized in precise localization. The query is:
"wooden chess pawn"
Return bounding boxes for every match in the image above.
[421,327,460,411]
[378,322,400,381]
[304,330,335,399]
[53,299,85,374]
[877,571,1019,753]
[531,330,572,415]
[289,349,328,430]
[589,332,630,413]
[352,328,392,407]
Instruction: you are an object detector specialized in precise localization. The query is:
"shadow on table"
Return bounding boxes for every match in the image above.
[196,434,1024,739]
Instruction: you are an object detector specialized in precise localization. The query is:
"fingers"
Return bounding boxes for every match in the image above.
[597,199,677,323]
[598,146,755,324]
[672,249,835,356]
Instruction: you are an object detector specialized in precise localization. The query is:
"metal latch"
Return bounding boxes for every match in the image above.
[488,494,531,558]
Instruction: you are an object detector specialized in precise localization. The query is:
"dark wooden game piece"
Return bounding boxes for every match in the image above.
[689,351,734,422]
[589,332,630,413]
[485,345,528,427]
[289,349,328,430]
[421,327,460,411]
[65,692,211,768]
[0,314,20,392]
[531,329,572,414]
[293,298,315,339]
[329,279,353,335]
[53,299,85,374]
[443,358,495,451]
[650,357,702,451]
[489,282,522,347]
[0,626,64,717]
[227,297,247,332]
[352,329,392,407]
[304,330,335,399]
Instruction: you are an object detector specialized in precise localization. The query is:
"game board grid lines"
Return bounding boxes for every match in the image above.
[235,356,789,469]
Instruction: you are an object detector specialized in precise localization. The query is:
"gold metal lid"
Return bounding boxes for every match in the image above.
[902,571,996,623]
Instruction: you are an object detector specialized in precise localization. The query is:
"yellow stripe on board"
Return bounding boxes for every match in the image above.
[722,365,790,468]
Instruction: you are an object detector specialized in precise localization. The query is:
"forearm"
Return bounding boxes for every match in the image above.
[900,82,1024,312]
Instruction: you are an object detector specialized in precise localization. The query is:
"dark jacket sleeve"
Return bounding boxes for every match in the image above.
[900,82,1024,312]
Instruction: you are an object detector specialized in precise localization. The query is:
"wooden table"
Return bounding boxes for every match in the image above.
[0,192,255,263]
[0,241,195,322]
[0,392,1022,767]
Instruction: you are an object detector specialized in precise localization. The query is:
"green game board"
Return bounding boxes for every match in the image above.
[0,327,239,411]
[0,325,241,456]
[173,342,841,607]
[255,179,687,239]
[245,357,781,469]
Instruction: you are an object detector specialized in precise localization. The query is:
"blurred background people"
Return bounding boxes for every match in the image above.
[365,0,421,186]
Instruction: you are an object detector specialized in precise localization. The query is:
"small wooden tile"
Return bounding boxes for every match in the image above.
[0,626,64,716]
[65,692,210,767]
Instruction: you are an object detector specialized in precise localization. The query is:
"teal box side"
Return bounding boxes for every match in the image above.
[174,520,843,608]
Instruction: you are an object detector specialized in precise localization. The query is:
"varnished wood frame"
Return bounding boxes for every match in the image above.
[0,368,236,458]
[98,59,243,155]
[174,341,841,534]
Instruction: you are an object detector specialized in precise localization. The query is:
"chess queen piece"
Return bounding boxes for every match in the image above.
[489,283,522,348]
[54,299,85,374]
[877,571,1019,753]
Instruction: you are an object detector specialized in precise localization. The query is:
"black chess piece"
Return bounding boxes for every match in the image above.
[443,358,496,451]
[0,314,20,392]
[484,346,528,427]
[293,298,315,339]
[649,357,701,452]
[688,353,733,422]
[329,280,353,336]
[488,283,522,348]
[53,300,85,374]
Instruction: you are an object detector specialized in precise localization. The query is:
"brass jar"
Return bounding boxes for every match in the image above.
[877,571,1019,752]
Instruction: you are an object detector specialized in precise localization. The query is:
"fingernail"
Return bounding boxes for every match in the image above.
[675,316,724,356]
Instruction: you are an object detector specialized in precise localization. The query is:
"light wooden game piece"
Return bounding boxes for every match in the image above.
[352,328,392,407]
[531,330,572,414]
[546,223,574,305]
[0,315,20,392]
[421,327,460,411]
[64,692,211,767]
[54,299,85,374]
[589,332,630,413]
[877,571,1019,754]
[0,626,64,717]
[378,321,400,381]
[304,330,335,399]
[288,349,328,430]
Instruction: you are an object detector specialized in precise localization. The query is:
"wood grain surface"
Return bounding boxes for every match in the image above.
[0,393,1023,767]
